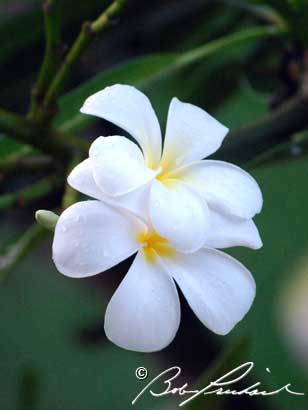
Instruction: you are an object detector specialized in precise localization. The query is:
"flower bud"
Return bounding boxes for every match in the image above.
[35,210,58,231]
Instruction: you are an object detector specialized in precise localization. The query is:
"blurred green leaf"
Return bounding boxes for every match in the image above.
[187,337,250,410]
[226,158,308,410]
[254,0,308,43]
[0,135,27,159]
[0,224,46,282]
[57,25,282,134]
[0,2,42,65]
[0,1,111,65]
[0,235,159,410]
[56,53,176,132]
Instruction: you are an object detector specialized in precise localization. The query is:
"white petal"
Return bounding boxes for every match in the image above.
[179,160,263,219]
[104,250,180,352]
[161,98,228,170]
[81,84,162,167]
[89,136,158,197]
[52,201,143,278]
[162,248,256,335]
[68,157,151,219]
[67,158,105,201]
[205,208,262,250]
[149,179,209,252]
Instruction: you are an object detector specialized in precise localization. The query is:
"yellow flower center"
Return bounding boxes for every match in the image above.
[136,229,175,264]
[148,160,182,189]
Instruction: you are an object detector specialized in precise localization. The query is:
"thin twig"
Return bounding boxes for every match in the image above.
[246,130,308,169]
[219,91,308,164]
[0,107,88,159]
[0,149,55,174]
[0,224,48,281]
[29,0,62,118]
[0,174,62,210]
[37,0,128,123]
[216,0,287,28]
[62,152,83,209]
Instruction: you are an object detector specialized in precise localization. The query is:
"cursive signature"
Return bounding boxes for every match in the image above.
[132,362,305,407]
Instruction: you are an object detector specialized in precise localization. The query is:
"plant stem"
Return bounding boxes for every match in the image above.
[217,0,288,28]
[37,0,128,123]
[246,130,308,168]
[29,0,62,119]
[0,175,62,210]
[0,224,48,281]
[0,149,55,174]
[62,153,83,209]
[175,25,284,69]
[219,91,308,164]
[0,107,88,159]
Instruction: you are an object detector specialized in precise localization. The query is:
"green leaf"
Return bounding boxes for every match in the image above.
[57,25,283,134]
[187,337,250,410]
[0,134,26,159]
[56,53,176,132]
[0,3,42,65]
[0,1,112,65]
[226,159,308,410]
[0,224,47,282]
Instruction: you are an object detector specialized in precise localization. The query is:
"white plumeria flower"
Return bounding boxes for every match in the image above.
[68,84,263,253]
[53,200,256,352]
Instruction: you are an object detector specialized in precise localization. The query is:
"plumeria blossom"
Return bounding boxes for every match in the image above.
[53,200,256,352]
[51,84,263,352]
[68,84,263,253]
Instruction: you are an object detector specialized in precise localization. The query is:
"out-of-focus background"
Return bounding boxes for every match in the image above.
[1,1,308,409]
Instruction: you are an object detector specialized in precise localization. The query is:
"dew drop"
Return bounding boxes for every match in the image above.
[74,214,81,223]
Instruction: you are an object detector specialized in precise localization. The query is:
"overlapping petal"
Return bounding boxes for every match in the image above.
[81,84,162,167]
[149,179,209,252]
[68,157,152,219]
[52,200,143,278]
[89,136,158,197]
[68,158,105,201]
[161,247,256,335]
[161,98,228,171]
[104,250,180,352]
[204,209,262,250]
[178,160,263,219]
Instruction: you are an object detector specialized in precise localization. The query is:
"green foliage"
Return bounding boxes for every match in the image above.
[57,25,280,134]
[227,158,308,410]
[0,135,26,158]
[1,1,308,409]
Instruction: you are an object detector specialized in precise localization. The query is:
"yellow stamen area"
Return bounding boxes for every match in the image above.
[137,229,175,264]
[148,162,182,189]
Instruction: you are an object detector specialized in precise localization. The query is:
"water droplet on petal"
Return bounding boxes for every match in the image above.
[74,214,81,223]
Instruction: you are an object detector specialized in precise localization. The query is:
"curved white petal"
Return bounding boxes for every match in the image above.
[162,248,256,335]
[161,98,228,170]
[179,160,263,219]
[67,158,105,201]
[52,201,143,278]
[68,157,151,220]
[149,179,209,252]
[81,84,162,167]
[205,209,262,250]
[89,136,158,197]
[104,250,180,352]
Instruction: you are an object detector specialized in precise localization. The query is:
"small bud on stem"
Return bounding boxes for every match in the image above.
[35,210,59,231]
